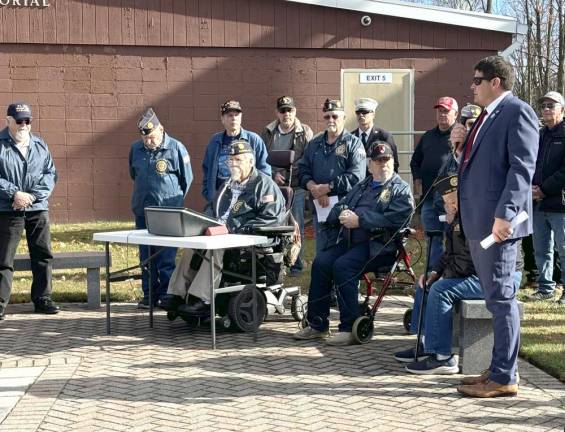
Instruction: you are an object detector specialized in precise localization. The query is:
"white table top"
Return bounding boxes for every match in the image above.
[93,230,269,250]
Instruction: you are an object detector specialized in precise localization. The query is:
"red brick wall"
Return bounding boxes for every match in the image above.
[0,45,496,222]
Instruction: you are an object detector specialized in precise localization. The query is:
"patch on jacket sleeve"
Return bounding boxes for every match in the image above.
[183,154,190,163]
[261,194,274,203]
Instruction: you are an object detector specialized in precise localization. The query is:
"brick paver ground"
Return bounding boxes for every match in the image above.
[0,296,564,431]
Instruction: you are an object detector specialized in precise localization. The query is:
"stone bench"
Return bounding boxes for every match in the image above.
[14,252,110,309]
[453,299,524,374]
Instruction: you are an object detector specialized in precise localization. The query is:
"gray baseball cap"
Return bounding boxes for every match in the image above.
[538,91,565,106]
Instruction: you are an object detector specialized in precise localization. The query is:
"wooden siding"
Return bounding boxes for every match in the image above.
[0,0,512,50]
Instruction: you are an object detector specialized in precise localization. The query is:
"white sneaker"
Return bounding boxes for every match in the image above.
[326,331,355,346]
[293,326,330,340]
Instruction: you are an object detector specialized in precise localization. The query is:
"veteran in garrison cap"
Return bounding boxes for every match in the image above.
[128,107,194,308]
[201,99,271,205]
[351,97,399,172]
[298,98,366,253]
[163,137,285,316]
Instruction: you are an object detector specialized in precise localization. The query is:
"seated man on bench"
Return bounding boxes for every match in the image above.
[293,142,414,346]
[394,174,523,374]
[161,139,285,315]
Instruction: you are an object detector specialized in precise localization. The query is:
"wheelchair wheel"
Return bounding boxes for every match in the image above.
[352,316,374,344]
[403,309,412,333]
[291,295,308,322]
[228,286,266,332]
[166,311,177,321]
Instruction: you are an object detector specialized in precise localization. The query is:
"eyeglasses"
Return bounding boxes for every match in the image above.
[15,118,31,125]
[278,108,293,114]
[323,114,339,120]
[355,110,371,115]
[540,103,559,110]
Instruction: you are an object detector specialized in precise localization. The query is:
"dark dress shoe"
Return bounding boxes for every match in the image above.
[160,294,184,312]
[34,297,60,314]
[457,380,518,398]
[178,299,210,316]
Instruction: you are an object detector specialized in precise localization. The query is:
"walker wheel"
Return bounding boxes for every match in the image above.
[352,316,374,344]
[166,311,177,321]
[403,309,412,333]
[291,295,308,322]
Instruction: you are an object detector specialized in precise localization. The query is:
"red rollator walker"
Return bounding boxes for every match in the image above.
[351,227,419,343]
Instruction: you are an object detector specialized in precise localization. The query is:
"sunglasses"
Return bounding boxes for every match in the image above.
[15,118,31,125]
[278,107,293,114]
[355,110,371,115]
[323,114,339,120]
[471,76,491,86]
[540,103,558,110]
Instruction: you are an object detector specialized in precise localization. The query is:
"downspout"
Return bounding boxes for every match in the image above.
[500,22,528,58]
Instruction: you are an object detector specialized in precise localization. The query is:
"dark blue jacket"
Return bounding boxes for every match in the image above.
[129,133,193,217]
[202,128,271,203]
[0,128,57,212]
[298,130,366,198]
[322,173,414,256]
[533,121,565,212]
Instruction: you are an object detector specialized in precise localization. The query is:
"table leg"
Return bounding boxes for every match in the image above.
[210,251,216,349]
[148,246,153,328]
[252,246,258,342]
[105,242,111,335]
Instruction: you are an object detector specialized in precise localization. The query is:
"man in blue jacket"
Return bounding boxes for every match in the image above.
[129,108,193,308]
[298,99,366,253]
[202,100,271,204]
[0,102,59,319]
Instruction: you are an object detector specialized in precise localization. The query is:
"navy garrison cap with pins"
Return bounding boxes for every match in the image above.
[322,99,344,112]
[137,108,161,135]
[434,174,458,196]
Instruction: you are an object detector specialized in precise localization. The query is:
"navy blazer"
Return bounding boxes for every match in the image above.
[458,93,539,240]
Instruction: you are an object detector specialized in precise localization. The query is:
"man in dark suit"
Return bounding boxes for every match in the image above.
[452,56,539,397]
[351,98,399,172]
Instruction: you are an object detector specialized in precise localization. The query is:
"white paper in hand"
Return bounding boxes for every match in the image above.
[480,211,529,249]
[314,196,339,223]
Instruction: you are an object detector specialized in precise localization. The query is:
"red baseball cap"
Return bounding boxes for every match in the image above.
[434,97,458,112]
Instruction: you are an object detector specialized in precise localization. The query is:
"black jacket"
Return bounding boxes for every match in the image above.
[212,169,285,234]
[432,216,476,279]
[352,125,399,173]
[410,125,453,196]
[533,121,565,212]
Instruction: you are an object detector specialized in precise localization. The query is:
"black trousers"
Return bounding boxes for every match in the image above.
[0,210,53,306]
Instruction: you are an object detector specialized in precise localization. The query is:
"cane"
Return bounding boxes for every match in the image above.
[414,230,444,361]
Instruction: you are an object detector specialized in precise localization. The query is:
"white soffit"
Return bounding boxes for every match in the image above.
[286,0,524,35]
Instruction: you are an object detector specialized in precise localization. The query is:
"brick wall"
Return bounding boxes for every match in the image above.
[0,45,494,222]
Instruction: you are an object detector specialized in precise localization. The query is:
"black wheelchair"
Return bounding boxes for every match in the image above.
[167,150,307,332]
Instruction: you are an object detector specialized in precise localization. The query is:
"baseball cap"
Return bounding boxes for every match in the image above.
[7,102,32,121]
[276,96,295,110]
[538,91,565,106]
[368,142,394,160]
[221,100,242,115]
[434,97,458,112]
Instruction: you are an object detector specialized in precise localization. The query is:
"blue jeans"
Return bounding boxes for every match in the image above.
[290,188,306,272]
[135,215,177,300]
[420,197,445,267]
[410,272,522,356]
[307,240,395,332]
[532,208,565,294]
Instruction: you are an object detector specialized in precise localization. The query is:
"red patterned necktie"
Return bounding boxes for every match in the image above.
[462,108,488,170]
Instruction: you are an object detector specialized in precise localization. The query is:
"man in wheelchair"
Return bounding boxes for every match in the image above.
[160,139,286,316]
[293,142,414,346]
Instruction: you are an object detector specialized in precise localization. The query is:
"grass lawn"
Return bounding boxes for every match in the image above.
[10,221,565,382]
